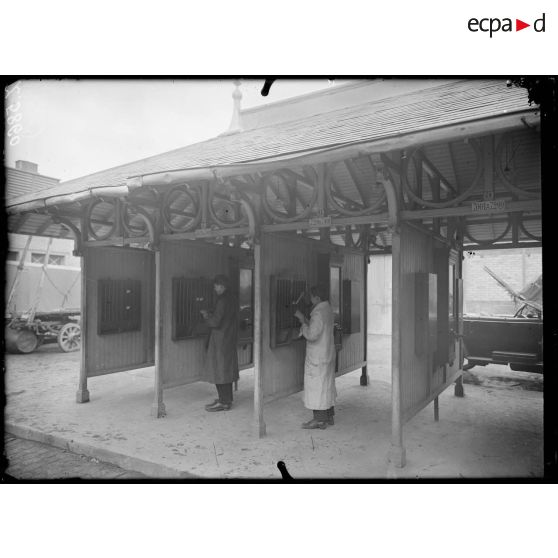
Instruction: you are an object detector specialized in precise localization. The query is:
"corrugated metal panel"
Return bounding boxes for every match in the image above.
[160,240,249,388]
[85,246,155,377]
[262,236,320,399]
[7,80,533,207]
[261,234,365,400]
[261,234,316,400]
[238,344,253,369]
[397,225,462,420]
[398,225,433,413]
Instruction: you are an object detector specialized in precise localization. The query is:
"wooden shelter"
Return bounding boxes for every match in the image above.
[6,79,542,467]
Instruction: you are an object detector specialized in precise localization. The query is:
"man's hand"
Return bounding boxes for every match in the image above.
[200,310,209,319]
[294,310,305,323]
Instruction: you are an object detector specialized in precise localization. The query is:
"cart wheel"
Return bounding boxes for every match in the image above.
[57,323,81,352]
[5,328,39,354]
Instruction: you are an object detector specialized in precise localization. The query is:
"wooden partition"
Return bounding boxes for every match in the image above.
[261,233,366,402]
[159,239,253,388]
[84,246,155,377]
[394,224,462,425]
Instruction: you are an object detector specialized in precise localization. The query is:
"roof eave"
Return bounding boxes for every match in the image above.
[7,107,539,215]
[131,107,539,188]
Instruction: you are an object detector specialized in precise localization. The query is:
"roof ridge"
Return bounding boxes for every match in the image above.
[8,79,532,208]
[58,79,498,187]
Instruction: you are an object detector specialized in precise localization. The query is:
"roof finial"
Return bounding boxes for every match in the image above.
[223,79,243,135]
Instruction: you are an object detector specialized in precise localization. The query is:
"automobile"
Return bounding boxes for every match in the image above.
[462,302,543,373]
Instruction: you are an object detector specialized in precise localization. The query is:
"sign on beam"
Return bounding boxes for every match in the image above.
[194,228,214,238]
[309,216,332,227]
[471,200,506,213]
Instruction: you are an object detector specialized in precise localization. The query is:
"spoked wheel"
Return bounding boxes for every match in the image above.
[57,322,81,353]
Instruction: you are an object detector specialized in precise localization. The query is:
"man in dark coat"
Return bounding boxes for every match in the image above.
[201,274,239,412]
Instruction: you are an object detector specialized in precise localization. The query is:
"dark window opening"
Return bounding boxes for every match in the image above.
[172,277,214,340]
[98,279,142,335]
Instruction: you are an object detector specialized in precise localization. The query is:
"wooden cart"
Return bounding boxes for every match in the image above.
[6,236,81,354]
[5,309,81,354]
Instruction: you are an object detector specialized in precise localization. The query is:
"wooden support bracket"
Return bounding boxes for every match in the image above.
[370,154,399,232]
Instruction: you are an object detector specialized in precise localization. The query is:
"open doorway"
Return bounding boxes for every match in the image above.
[367,254,392,384]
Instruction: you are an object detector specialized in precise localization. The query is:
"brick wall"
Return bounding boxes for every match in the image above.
[462,248,542,315]
[367,247,542,333]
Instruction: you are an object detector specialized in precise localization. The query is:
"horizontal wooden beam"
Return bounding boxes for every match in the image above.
[261,212,390,233]
[463,241,542,251]
[400,199,541,220]
[83,236,151,248]
[160,226,250,242]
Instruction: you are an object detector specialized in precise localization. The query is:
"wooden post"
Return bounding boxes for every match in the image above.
[253,240,266,437]
[360,226,369,386]
[454,251,465,398]
[454,374,464,397]
[431,176,441,235]
[434,396,439,421]
[76,248,90,403]
[201,180,209,229]
[151,249,166,418]
[388,228,406,467]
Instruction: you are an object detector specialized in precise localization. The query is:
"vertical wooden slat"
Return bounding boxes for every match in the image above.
[389,229,405,467]
[76,248,90,403]
[431,176,441,234]
[253,241,266,437]
[360,247,369,386]
[86,247,155,376]
[152,249,166,417]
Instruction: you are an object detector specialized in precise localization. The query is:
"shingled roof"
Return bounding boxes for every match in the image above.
[7,79,534,210]
[5,166,60,202]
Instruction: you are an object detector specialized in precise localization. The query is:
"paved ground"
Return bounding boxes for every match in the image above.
[3,434,145,480]
[3,336,544,479]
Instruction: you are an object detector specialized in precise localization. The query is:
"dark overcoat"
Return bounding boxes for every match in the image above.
[203,290,239,384]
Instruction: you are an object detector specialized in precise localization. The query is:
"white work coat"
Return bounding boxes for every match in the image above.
[300,300,336,410]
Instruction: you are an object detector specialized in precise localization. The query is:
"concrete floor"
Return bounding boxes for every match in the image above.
[4,336,543,479]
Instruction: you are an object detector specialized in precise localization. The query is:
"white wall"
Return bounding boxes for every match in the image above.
[7,233,81,268]
[368,254,392,335]
[6,233,81,315]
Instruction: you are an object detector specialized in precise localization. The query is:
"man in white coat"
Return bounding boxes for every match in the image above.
[294,285,336,429]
